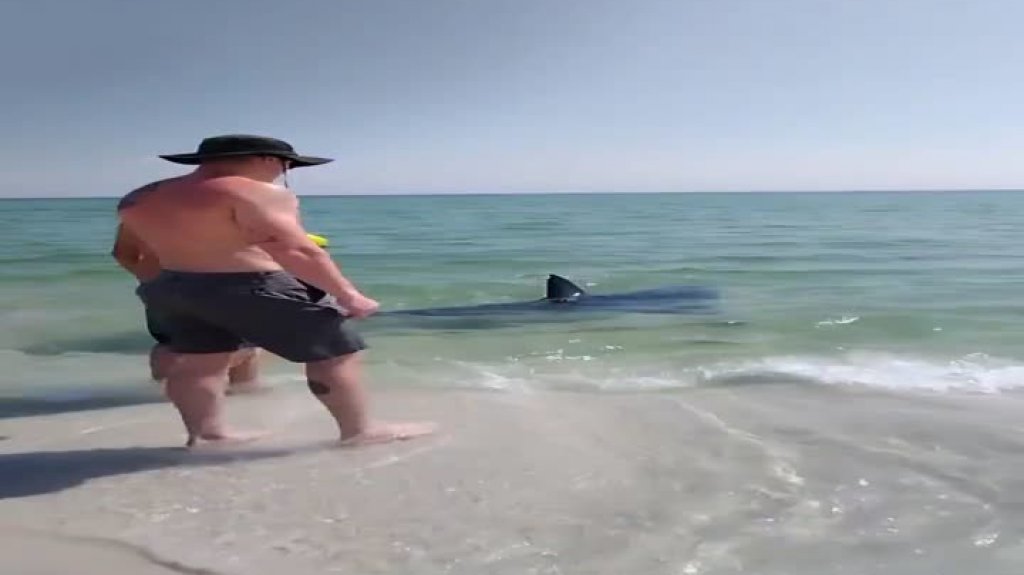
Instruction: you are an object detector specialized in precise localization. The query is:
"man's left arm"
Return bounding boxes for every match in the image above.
[110,223,149,279]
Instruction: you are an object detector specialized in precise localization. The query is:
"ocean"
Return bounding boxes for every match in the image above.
[3,191,1024,401]
[3,190,1024,574]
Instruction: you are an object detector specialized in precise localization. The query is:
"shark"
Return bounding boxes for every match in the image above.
[371,274,722,328]
[16,275,731,360]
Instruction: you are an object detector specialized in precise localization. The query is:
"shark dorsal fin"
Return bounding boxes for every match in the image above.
[545,274,586,301]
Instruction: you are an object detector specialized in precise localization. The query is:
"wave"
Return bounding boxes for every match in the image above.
[5,345,1023,421]
[437,351,1024,395]
[697,352,1024,394]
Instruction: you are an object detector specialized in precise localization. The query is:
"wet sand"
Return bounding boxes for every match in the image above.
[2,384,1024,574]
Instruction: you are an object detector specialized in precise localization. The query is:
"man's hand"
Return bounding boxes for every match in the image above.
[344,294,380,319]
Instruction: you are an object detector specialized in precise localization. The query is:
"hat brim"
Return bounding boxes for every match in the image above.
[158,151,333,168]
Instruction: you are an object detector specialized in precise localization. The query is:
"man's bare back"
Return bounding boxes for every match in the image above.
[118,175,291,274]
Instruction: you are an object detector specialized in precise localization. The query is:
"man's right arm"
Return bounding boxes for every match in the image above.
[231,183,378,316]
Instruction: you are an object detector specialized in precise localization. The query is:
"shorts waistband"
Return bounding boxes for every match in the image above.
[156,269,292,284]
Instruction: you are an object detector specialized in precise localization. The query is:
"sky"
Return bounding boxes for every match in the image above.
[0,0,1021,197]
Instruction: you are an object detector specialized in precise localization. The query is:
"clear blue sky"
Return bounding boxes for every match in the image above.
[1,0,1021,197]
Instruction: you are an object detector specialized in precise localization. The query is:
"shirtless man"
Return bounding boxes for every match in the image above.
[116,134,435,447]
[111,223,263,391]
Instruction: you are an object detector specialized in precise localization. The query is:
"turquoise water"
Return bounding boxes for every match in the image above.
[3,191,1024,406]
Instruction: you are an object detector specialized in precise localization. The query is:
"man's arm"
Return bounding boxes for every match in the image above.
[110,223,150,280]
[231,184,371,310]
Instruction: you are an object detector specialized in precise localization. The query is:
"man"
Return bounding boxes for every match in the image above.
[117,134,435,447]
[111,223,263,392]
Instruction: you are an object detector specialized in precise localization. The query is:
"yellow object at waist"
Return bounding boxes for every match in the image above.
[307,233,329,247]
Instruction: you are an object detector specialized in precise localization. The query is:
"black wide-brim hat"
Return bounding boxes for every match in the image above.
[159,134,333,168]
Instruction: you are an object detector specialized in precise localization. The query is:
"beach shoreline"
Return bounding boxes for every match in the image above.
[3,384,1023,574]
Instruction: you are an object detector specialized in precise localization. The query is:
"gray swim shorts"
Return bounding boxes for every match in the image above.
[143,304,171,345]
[137,270,366,362]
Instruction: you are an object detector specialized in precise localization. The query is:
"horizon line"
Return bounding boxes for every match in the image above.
[1,188,1022,201]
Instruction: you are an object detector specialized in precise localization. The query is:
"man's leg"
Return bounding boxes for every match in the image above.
[226,348,265,394]
[188,270,435,446]
[149,343,177,382]
[164,352,266,447]
[305,351,436,446]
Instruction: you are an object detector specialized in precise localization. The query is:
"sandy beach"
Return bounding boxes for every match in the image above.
[3,383,1024,575]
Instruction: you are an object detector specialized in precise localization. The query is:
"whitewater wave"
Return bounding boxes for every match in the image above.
[436,351,1024,395]
[815,315,860,327]
[698,352,1024,394]
[4,347,1023,420]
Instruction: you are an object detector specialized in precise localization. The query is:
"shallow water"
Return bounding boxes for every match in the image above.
[3,191,1024,404]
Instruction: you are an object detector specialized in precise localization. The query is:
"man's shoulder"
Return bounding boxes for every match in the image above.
[116,177,176,211]
[220,178,295,203]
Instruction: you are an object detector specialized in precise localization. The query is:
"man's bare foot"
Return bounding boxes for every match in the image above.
[186,429,269,448]
[339,421,438,448]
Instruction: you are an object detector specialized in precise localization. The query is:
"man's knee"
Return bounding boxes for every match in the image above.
[149,344,177,379]
[307,379,331,396]
[304,351,362,392]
